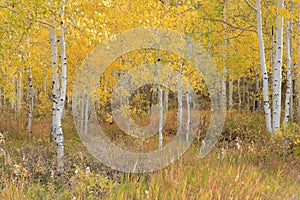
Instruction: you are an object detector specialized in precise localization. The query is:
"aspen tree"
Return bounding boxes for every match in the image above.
[272,0,284,131]
[255,0,272,132]
[284,1,293,124]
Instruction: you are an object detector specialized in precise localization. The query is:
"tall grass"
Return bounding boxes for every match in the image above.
[0,109,299,199]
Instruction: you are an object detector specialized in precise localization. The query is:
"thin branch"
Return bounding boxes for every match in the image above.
[0,5,18,12]
[0,5,55,28]
[227,30,246,40]
[244,0,258,12]
[35,19,55,28]
[200,17,256,33]
[15,31,26,52]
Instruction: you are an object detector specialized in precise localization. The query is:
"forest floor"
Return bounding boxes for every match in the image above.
[0,109,299,199]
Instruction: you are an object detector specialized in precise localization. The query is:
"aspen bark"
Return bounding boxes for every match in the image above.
[222,0,227,107]
[56,23,67,173]
[84,93,89,135]
[255,0,272,132]
[229,78,233,109]
[27,34,33,134]
[242,78,246,106]
[186,41,192,141]
[158,49,163,149]
[272,0,284,131]
[238,79,241,110]
[80,92,85,134]
[177,65,183,135]
[55,1,67,173]
[296,9,300,121]
[50,26,59,140]
[255,68,261,111]
[186,88,190,142]
[16,71,22,114]
[284,17,293,124]
[157,49,164,149]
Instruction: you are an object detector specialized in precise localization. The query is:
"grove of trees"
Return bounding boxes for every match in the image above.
[1,0,300,177]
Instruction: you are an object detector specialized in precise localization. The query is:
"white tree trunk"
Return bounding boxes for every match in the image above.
[12,78,16,110]
[238,79,241,110]
[84,94,89,135]
[229,77,233,109]
[297,10,300,121]
[177,65,183,135]
[27,34,33,134]
[56,27,66,174]
[125,76,131,133]
[44,71,47,94]
[185,41,192,141]
[158,49,163,149]
[54,2,67,173]
[16,71,22,114]
[272,0,284,131]
[290,85,294,122]
[256,0,272,132]
[80,92,85,134]
[186,88,190,142]
[246,81,250,109]
[28,76,33,133]
[284,17,293,124]
[222,0,227,107]
[242,78,246,105]
[255,70,261,111]
[50,26,59,140]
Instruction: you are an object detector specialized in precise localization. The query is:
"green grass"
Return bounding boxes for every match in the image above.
[0,109,299,199]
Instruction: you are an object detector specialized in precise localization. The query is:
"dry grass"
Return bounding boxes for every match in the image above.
[0,108,299,199]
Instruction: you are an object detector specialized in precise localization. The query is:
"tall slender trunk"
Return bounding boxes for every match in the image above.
[80,92,85,134]
[255,68,261,111]
[164,61,169,112]
[296,8,300,121]
[222,0,227,107]
[242,77,246,106]
[158,49,163,149]
[238,79,241,110]
[16,70,22,114]
[54,1,67,173]
[186,41,192,141]
[290,83,294,122]
[177,65,183,135]
[255,0,272,132]
[50,24,59,140]
[125,77,131,133]
[284,14,293,124]
[12,78,16,110]
[246,81,250,109]
[27,34,33,133]
[272,0,284,131]
[44,70,47,94]
[84,93,89,135]
[186,88,190,142]
[229,78,233,109]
